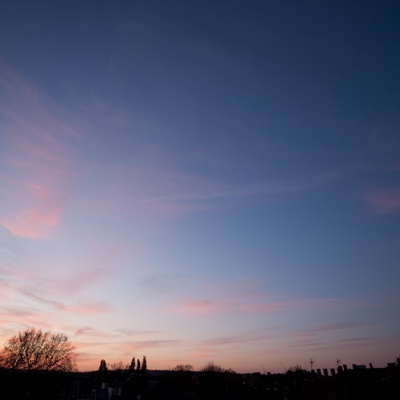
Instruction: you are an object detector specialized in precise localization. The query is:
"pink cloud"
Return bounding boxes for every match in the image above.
[1,181,66,237]
[0,306,54,335]
[64,301,112,315]
[0,259,111,301]
[75,327,119,338]
[199,330,281,348]
[20,288,112,315]
[0,65,341,230]
[167,287,341,317]
[287,331,315,339]
[0,66,80,238]
[0,266,113,335]
[60,267,112,295]
[365,187,400,215]
[189,348,225,361]
[176,299,222,315]
[114,328,157,336]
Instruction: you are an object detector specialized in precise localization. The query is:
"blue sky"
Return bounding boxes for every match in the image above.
[0,1,399,372]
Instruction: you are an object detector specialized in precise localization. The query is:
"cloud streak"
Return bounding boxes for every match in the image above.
[365,187,400,215]
[0,66,80,238]
[311,322,371,332]
[0,65,342,231]
[168,287,341,317]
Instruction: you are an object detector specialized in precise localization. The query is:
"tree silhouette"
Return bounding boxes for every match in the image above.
[0,327,77,371]
[98,359,108,372]
[287,364,304,372]
[199,362,225,396]
[198,362,239,397]
[97,359,109,383]
[141,355,147,375]
[129,356,135,372]
[170,364,194,395]
[201,361,225,373]
[173,364,193,372]
[109,361,127,371]
[136,359,141,373]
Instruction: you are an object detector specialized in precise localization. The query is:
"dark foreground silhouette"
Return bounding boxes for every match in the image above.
[1,361,400,400]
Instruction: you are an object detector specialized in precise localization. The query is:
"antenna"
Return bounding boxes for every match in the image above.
[310,358,315,370]
[261,363,266,374]
[280,362,287,373]
[336,358,341,367]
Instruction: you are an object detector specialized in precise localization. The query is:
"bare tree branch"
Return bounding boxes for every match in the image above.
[0,327,77,372]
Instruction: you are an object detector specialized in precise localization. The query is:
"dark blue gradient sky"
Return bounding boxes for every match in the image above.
[0,1,399,372]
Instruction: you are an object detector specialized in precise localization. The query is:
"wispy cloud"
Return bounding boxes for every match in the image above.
[0,65,341,230]
[304,336,382,353]
[280,320,375,354]
[173,299,225,315]
[19,288,112,316]
[0,262,114,342]
[365,187,400,215]
[115,328,158,337]
[75,327,119,338]
[168,284,341,316]
[198,329,281,348]
[311,322,371,332]
[120,168,341,217]
[0,305,53,335]
[0,181,68,238]
[0,66,80,238]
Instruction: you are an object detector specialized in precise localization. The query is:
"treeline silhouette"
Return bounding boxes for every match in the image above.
[1,328,400,399]
[1,359,400,400]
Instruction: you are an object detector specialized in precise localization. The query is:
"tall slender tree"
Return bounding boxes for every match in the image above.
[129,356,136,372]
[98,359,108,372]
[136,359,141,373]
[98,359,108,382]
[141,355,147,375]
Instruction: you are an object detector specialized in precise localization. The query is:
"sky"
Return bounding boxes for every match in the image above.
[0,0,399,373]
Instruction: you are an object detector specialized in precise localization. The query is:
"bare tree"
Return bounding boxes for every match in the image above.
[201,361,225,373]
[0,327,77,371]
[173,364,193,372]
[170,364,194,394]
[109,361,128,371]
[287,364,304,372]
[199,362,238,396]
[395,354,400,368]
